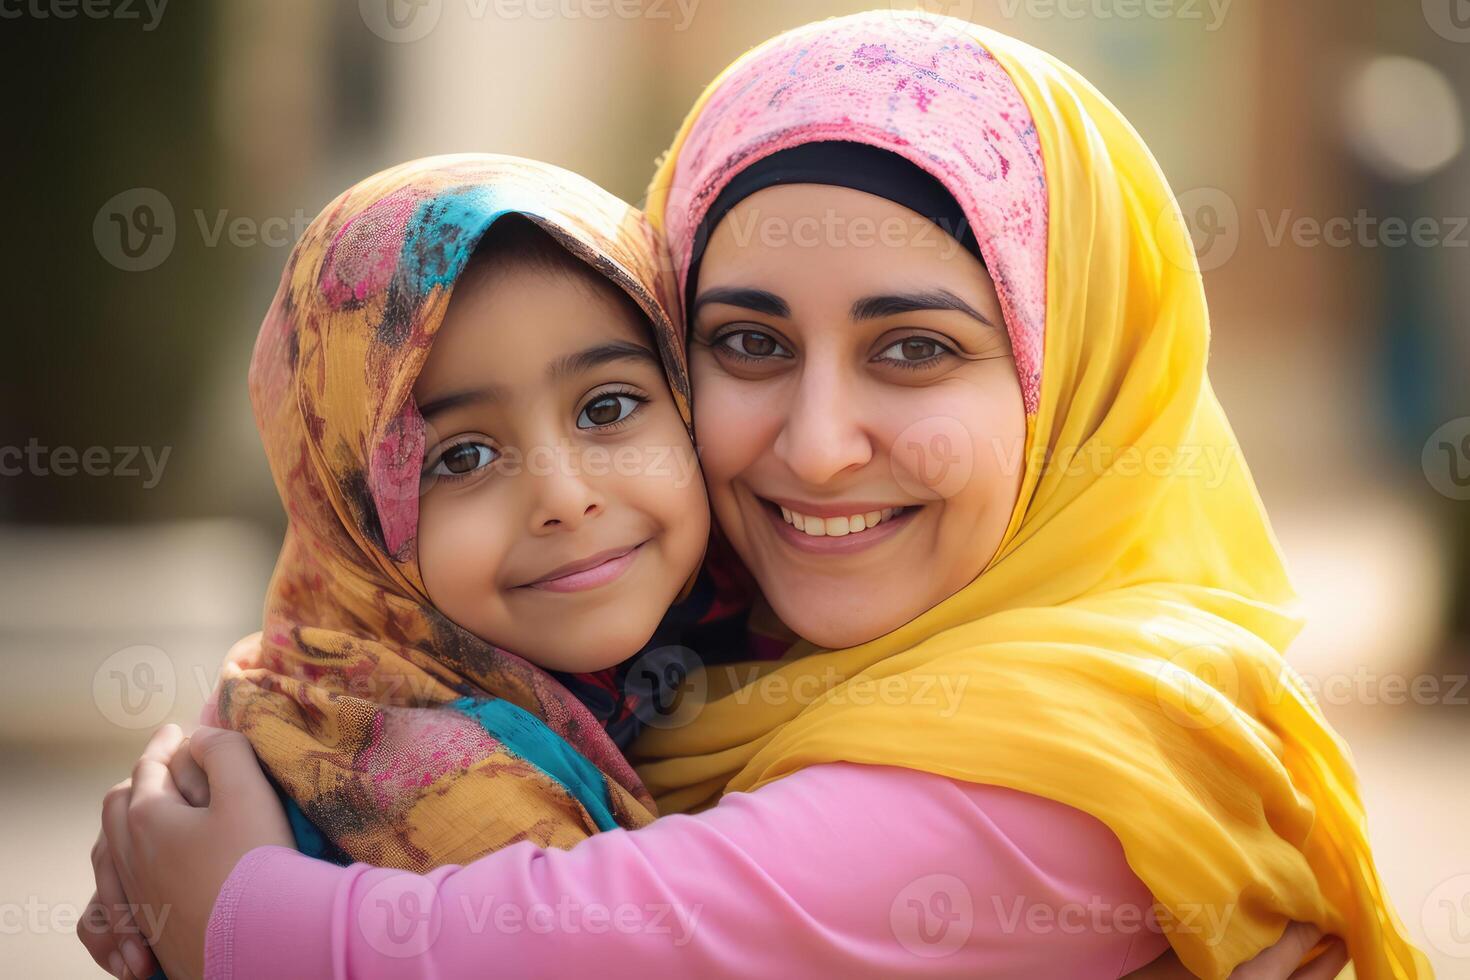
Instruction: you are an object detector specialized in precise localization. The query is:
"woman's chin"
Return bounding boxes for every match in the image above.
[767,595,908,651]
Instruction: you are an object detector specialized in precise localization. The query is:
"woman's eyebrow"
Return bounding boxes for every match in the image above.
[547,340,659,380]
[690,287,790,320]
[850,289,997,328]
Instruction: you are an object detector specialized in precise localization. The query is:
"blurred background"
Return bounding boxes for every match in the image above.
[2,0,1466,975]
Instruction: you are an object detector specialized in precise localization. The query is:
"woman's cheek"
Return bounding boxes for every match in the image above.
[878,387,994,505]
[691,374,781,488]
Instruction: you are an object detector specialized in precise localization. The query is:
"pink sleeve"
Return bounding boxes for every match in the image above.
[205,762,1170,979]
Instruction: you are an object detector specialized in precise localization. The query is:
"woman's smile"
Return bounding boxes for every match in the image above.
[754,493,921,555]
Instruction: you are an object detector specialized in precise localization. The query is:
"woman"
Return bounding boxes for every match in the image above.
[84,12,1421,979]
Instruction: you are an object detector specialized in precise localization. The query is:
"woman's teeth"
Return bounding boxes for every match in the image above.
[778,505,902,537]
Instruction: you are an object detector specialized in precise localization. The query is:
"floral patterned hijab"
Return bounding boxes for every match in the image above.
[216,154,689,870]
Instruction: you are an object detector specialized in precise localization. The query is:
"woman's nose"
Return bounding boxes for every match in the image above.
[771,361,873,486]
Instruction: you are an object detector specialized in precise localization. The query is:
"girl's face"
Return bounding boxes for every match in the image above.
[414,254,708,672]
[689,184,1025,649]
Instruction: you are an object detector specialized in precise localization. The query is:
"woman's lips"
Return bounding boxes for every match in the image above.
[758,497,918,555]
[521,542,645,593]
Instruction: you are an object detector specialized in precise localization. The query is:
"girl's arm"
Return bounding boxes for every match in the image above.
[202,757,1169,978]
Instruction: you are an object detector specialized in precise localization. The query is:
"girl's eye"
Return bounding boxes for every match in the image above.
[715,330,791,360]
[873,336,953,368]
[577,393,645,430]
[429,442,498,478]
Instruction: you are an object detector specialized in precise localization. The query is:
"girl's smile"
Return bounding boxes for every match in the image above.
[519,540,648,592]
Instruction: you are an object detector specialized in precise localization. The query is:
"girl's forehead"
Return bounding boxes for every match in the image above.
[418,264,651,391]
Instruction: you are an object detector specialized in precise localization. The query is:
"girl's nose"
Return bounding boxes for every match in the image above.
[771,360,873,486]
[526,446,604,533]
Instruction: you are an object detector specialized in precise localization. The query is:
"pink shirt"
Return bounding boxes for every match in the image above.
[205,762,1169,978]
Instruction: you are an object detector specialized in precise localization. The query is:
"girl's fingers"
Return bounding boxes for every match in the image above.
[1289,938,1348,980]
[131,723,188,804]
[189,726,272,804]
[76,890,120,974]
[90,833,134,936]
[119,934,157,979]
[168,735,212,806]
[101,779,133,868]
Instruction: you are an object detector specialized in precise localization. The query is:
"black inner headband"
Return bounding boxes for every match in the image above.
[684,141,984,318]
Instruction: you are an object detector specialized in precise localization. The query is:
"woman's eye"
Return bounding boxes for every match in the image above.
[429,442,497,478]
[874,337,951,366]
[577,394,643,429]
[715,330,790,359]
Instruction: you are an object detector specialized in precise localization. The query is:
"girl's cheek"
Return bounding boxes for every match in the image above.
[620,418,709,526]
[417,491,513,602]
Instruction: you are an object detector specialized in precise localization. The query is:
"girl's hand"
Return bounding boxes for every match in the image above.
[79,730,214,979]
[101,724,294,979]
[1129,922,1349,979]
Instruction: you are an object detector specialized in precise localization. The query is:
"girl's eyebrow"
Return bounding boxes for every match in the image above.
[850,289,997,328]
[418,341,658,422]
[548,340,659,380]
[419,386,502,422]
[690,287,790,320]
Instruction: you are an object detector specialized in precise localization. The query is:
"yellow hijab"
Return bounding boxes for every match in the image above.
[635,12,1429,978]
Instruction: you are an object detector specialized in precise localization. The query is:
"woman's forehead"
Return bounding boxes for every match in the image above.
[698,187,995,313]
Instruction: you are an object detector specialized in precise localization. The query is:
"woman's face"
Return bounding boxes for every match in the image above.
[689,183,1026,649]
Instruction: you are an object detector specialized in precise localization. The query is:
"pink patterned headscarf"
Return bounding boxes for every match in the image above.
[656,11,1049,412]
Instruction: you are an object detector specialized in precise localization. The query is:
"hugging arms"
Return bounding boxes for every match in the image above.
[80,11,1421,979]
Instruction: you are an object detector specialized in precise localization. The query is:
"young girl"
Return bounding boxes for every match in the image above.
[208,153,712,868]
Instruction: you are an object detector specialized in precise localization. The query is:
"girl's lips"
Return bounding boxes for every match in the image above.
[758,497,918,555]
[522,542,645,593]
